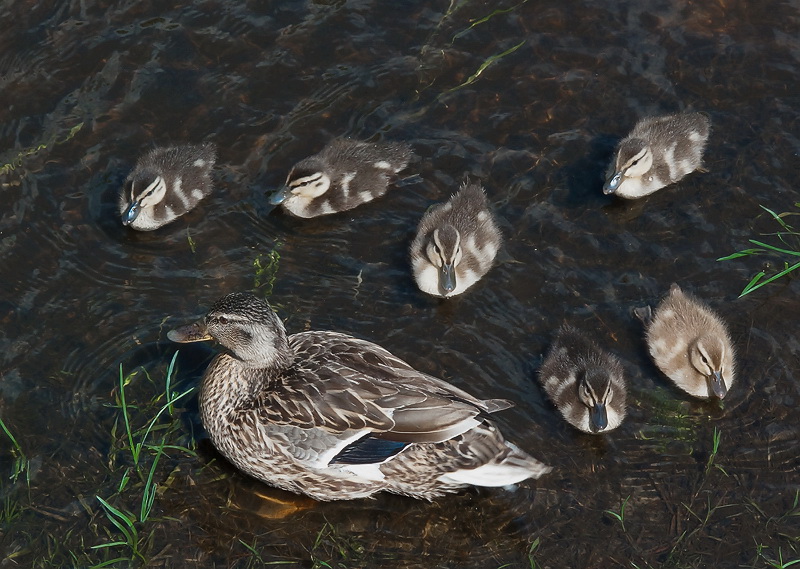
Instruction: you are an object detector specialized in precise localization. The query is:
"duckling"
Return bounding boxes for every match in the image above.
[119,143,216,231]
[269,138,413,218]
[603,112,710,199]
[636,284,735,399]
[410,181,502,298]
[168,292,550,501]
[538,325,627,434]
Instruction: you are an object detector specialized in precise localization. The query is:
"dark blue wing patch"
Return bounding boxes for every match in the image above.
[330,435,409,465]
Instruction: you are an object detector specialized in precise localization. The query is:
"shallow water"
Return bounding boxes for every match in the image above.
[1,0,799,567]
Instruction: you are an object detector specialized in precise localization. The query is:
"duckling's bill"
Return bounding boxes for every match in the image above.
[268,187,290,205]
[439,262,456,295]
[708,370,728,399]
[122,201,141,225]
[603,172,623,194]
[589,402,608,432]
[168,321,213,343]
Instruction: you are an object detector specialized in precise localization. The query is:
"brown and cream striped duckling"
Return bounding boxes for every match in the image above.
[269,138,413,218]
[120,143,216,230]
[538,325,627,434]
[168,292,550,501]
[410,181,502,298]
[636,284,735,400]
[603,112,710,199]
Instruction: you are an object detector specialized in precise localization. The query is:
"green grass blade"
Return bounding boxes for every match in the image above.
[88,558,133,569]
[138,387,194,454]
[740,261,800,296]
[118,364,139,465]
[90,542,128,550]
[748,239,800,257]
[717,248,766,261]
[739,271,767,296]
[140,440,165,522]
[759,204,794,231]
[165,351,179,416]
[96,496,137,544]
[0,416,22,452]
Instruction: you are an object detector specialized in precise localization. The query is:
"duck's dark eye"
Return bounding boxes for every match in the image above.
[216,316,228,325]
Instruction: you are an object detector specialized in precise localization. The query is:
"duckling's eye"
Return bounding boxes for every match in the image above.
[701,354,708,365]
[434,245,441,255]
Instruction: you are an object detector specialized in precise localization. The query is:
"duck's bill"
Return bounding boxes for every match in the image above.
[122,201,141,225]
[603,172,623,195]
[589,402,608,432]
[268,187,290,205]
[439,263,456,295]
[167,321,212,343]
[707,370,728,399]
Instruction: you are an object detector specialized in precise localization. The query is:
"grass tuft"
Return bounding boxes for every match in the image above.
[718,203,800,296]
[605,495,631,533]
[705,426,726,476]
[93,352,195,565]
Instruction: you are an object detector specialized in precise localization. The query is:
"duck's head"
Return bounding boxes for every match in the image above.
[577,368,614,432]
[689,335,730,399]
[168,292,292,369]
[425,225,462,296]
[604,138,653,195]
[122,169,167,225]
[270,158,332,205]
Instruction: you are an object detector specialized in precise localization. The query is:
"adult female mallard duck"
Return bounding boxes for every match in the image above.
[409,181,502,298]
[635,284,735,399]
[603,112,710,199]
[538,325,627,434]
[269,138,413,218]
[168,292,550,501]
[120,143,216,230]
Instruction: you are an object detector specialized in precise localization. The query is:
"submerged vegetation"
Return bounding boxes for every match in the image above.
[2,0,799,567]
[0,122,83,178]
[253,247,281,295]
[719,204,800,297]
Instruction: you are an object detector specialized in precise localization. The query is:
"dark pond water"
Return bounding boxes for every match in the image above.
[1,0,799,567]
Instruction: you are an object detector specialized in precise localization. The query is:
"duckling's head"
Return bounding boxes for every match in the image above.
[603,138,653,195]
[168,293,292,370]
[122,169,167,225]
[270,158,332,206]
[577,368,613,432]
[425,225,463,296]
[689,335,730,399]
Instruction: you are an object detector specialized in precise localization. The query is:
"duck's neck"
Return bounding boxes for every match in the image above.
[201,347,293,413]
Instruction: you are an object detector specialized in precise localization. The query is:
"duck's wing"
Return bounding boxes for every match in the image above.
[253,331,512,446]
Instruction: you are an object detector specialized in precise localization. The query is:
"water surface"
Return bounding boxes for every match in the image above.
[1,0,799,567]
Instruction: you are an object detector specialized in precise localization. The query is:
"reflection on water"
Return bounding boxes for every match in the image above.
[1,0,799,566]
